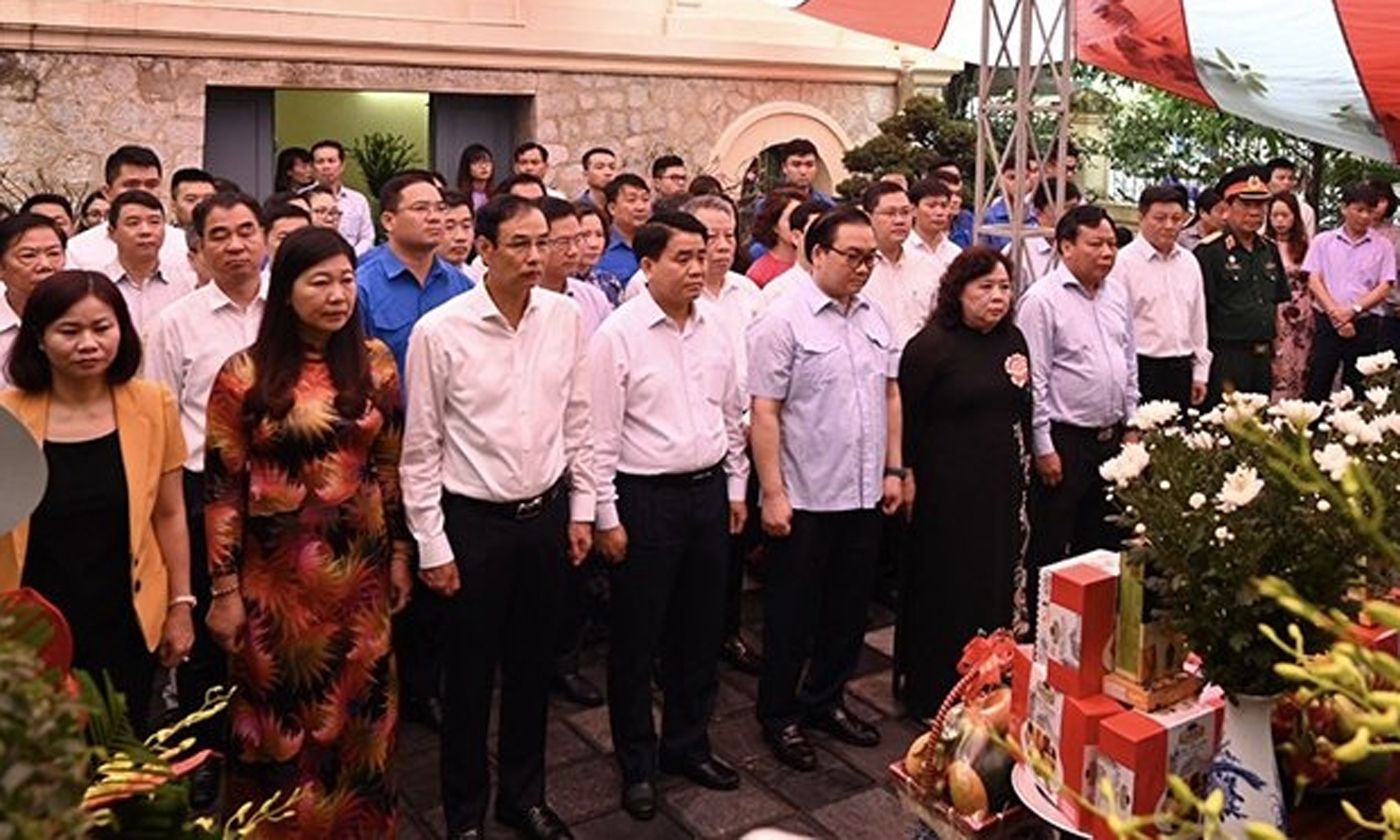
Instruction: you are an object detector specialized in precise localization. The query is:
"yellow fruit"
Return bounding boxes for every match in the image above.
[905,731,934,777]
[948,760,990,816]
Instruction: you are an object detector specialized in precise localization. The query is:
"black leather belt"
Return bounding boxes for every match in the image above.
[1052,421,1124,443]
[618,463,724,488]
[453,476,566,521]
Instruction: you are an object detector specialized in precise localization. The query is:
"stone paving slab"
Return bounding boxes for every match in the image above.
[810,787,921,840]
[663,780,794,837]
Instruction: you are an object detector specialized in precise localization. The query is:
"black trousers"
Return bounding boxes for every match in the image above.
[757,508,881,731]
[395,571,448,706]
[725,467,763,638]
[553,557,608,678]
[607,470,728,783]
[1026,423,1125,629]
[1137,355,1193,409]
[1305,314,1381,402]
[175,470,224,741]
[1207,341,1273,406]
[440,485,568,832]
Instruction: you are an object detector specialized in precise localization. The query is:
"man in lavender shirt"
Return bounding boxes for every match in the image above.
[1016,204,1138,615]
[1304,181,1396,401]
[747,207,905,773]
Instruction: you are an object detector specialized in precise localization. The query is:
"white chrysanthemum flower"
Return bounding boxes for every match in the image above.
[1189,492,1207,510]
[1368,387,1393,408]
[1183,431,1215,451]
[1130,400,1182,431]
[1317,499,1332,512]
[1099,442,1151,488]
[1314,443,1353,482]
[1331,409,1382,445]
[1215,465,1264,513]
[1134,523,1147,535]
[1356,351,1397,376]
[1159,480,1172,491]
[1199,406,1226,426]
[1214,525,1235,542]
[1332,386,1355,409]
[1222,393,1268,423]
[1269,399,1324,429]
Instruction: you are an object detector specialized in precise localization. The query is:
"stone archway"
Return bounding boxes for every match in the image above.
[707,101,855,195]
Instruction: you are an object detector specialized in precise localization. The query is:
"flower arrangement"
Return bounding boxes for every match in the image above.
[1102,352,1400,698]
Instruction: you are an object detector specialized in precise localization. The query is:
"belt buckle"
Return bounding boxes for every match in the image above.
[1253,343,1270,355]
[515,495,544,520]
[692,468,714,483]
[1096,427,1115,443]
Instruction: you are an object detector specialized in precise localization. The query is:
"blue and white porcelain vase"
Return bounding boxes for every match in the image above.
[1208,694,1286,833]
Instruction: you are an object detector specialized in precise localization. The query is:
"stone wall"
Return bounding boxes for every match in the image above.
[0,49,896,202]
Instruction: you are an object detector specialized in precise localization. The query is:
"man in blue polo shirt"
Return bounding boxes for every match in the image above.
[357,171,473,377]
[594,172,653,293]
[357,170,472,734]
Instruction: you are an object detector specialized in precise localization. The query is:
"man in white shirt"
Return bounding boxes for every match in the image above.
[141,192,268,793]
[539,197,612,337]
[101,190,194,335]
[169,168,217,232]
[512,142,566,199]
[1004,180,1082,294]
[859,181,939,350]
[590,212,749,821]
[908,177,963,279]
[1265,157,1318,237]
[65,145,197,288]
[1117,185,1211,408]
[311,139,376,255]
[402,195,595,840]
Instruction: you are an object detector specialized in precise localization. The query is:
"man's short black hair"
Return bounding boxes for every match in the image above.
[1138,185,1189,215]
[1340,180,1382,208]
[605,173,650,207]
[541,196,578,226]
[0,213,67,255]
[108,189,165,225]
[380,171,439,212]
[1031,179,1082,213]
[264,202,312,229]
[861,180,907,213]
[1054,204,1114,247]
[783,138,819,161]
[930,158,961,174]
[651,155,685,178]
[514,142,549,162]
[1196,188,1223,214]
[789,199,829,238]
[442,189,473,210]
[634,212,710,263]
[19,193,73,219]
[171,167,216,194]
[1264,157,1297,177]
[310,139,345,161]
[476,195,545,245]
[192,192,265,239]
[804,207,871,264]
[104,145,162,186]
[909,178,952,206]
[493,173,547,199]
[582,147,616,168]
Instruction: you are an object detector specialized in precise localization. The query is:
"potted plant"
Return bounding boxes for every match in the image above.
[1100,365,1400,830]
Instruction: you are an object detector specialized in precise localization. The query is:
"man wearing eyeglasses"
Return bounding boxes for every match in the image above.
[859,181,941,350]
[402,195,596,840]
[650,155,689,200]
[357,171,473,739]
[747,206,906,773]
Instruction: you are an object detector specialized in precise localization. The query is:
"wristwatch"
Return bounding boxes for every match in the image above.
[884,466,911,479]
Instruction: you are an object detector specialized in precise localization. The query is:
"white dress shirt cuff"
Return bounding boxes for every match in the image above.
[1033,425,1055,457]
[569,492,596,524]
[727,475,747,503]
[595,501,621,531]
[417,534,455,570]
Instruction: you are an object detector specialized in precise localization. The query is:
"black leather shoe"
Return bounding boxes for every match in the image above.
[806,705,880,747]
[551,672,604,708]
[496,803,573,840]
[451,828,484,840]
[720,635,762,675]
[401,694,444,732]
[621,781,656,821]
[660,753,741,790]
[764,723,817,772]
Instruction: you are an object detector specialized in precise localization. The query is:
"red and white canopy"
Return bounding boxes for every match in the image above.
[788,0,1400,162]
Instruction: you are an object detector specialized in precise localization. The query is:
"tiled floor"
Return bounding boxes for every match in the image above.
[394,597,927,839]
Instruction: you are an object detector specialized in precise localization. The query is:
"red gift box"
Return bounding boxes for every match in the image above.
[1011,643,1036,735]
[1037,550,1120,666]
[1045,562,1118,698]
[1088,694,1224,839]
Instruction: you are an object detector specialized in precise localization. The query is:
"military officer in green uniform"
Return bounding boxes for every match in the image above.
[1195,166,1291,403]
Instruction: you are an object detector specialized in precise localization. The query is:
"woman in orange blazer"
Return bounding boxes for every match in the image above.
[0,270,193,729]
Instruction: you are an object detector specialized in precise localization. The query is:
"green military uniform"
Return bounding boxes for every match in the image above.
[1196,224,1291,403]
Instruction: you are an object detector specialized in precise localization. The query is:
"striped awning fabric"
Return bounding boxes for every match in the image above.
[786,0,1400,162]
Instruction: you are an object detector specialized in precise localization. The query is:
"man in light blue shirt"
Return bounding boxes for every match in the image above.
[357,172,473,379]
[1016,204,1137,614]
[594,173,652,291]
[747,206,905,773]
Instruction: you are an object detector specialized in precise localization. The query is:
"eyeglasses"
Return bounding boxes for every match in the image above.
[546,234,588,250]
[825,246,879,270]
[312,207,342,220]
[401,202,448,215]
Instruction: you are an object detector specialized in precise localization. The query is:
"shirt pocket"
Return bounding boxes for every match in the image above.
[791,322,843,390]
[369,301,416,347]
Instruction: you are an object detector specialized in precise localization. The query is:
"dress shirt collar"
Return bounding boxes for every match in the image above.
[377,244,450,286]
[874,244,907,268]
[1333,227,1376,247]
[702,271,747,302]
[633,282,708,332]
[465,278,542,327]
[1128,234,1184,263]
[205,277,268,313]
[0,294,18,333]
[1047,263,1103,298]
[106,259,167,288]
[797,272,868,317]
